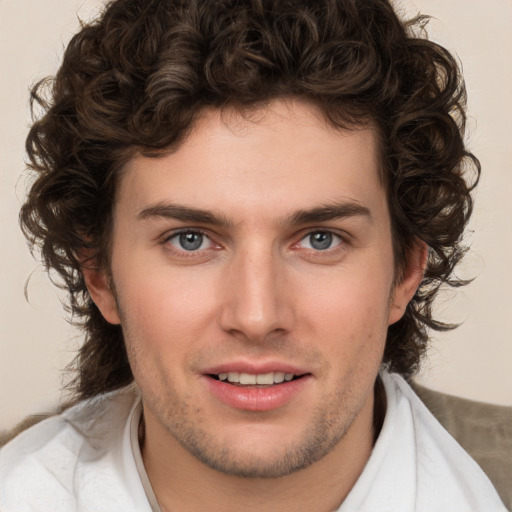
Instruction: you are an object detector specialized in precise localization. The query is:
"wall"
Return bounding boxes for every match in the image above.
[0,0,510,431]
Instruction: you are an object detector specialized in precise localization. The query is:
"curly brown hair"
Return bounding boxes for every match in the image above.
[20,0,479,400]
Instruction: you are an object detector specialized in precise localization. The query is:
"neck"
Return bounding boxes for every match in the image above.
[141,387,381,512]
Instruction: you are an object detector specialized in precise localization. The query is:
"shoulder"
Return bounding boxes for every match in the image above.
[374,372,507,511]
[0,385,140,512]
[411,380,512,511]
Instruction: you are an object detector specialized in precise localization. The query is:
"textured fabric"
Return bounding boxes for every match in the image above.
[0,374,507,511]
[0,385,151,512]
[412,382,512,511]
[337,373,507,512]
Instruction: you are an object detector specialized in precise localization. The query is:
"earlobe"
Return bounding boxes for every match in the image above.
[388,240,428,325]
[82,264,121,325]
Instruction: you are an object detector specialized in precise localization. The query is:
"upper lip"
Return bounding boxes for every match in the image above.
[202,360,310,376]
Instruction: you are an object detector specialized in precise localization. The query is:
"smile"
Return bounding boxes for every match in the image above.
[211,371,299,386]
[205,370,311,411]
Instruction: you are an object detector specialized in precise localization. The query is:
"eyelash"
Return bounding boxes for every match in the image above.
[295,230,344,252]
[160,228,348,258]
[162,229,219,255]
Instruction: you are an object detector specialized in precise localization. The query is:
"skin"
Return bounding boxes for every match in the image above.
[85,100,424,511]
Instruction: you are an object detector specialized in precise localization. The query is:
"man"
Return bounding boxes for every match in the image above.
[0,0,507,510]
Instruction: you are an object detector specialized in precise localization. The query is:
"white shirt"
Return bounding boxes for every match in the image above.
[0,373,506,512]
[339,373,507,512]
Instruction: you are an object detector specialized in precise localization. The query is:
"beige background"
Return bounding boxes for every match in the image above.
[1,0,511,431]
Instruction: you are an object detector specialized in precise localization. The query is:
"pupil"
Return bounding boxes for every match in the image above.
[310,232,332,250]
[180,232,203,251]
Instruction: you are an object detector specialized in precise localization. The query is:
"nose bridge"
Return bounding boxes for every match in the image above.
[220,239,291,340]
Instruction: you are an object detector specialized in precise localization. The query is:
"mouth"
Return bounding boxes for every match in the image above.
[208,371,305,387]
[204,366,311,411]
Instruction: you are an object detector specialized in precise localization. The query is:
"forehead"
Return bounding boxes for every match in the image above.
[117,100,385,223]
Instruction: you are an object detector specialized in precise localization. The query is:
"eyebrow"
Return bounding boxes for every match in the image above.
[137,200,372,227]
[138,203,232,226]
[286,202,372,225]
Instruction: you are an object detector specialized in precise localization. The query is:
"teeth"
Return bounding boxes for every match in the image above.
[239,373,257,385]
[217,371,297,385]
[274,372,285,383]
[256,373,274,385]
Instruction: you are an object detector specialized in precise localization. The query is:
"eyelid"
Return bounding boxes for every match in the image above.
[162,228,222,253]
[164,227,199,238]
[298,231,343,249]
[293,227,348,245]
[163,227,210,241]
[159,226,350,256]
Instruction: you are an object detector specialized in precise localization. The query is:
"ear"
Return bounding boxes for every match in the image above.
[82,264,121,325]
[388,240,428,325]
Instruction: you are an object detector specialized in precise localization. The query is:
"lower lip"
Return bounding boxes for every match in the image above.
[204,376,311,411]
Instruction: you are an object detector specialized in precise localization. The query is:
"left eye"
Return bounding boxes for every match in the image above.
[168,232,213,251]
[298,231,342,251]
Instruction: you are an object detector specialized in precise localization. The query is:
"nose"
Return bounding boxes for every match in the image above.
[218,245,294,343]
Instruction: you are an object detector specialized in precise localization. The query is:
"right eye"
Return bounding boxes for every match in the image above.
[166,231,214,252]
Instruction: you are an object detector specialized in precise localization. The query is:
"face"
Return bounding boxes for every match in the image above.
[88,100,420,478]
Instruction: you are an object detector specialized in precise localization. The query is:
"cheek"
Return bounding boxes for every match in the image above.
[115,264,220,349]
[303,265,392,322]
[298,265,392,354]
